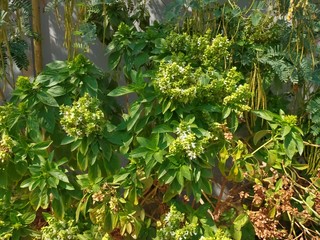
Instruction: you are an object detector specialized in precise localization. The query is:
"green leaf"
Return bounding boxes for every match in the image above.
[284,133,296,159]
[163,189,178,203]
[229,111,238,133]
[108,51,121,70]
[84,76,98,93]
[52,196,65,219]
[222,107,231,119]
[130,147,149,158]
[61,135,76,145]
[282,125,292,138]
[253,110,274,121]
[180,165,192,181]
[108,85,135,97]
[30,189,42,210]
[293,132,304,155]
[234,213,248,228]
[20,178,35,188]
[251,11,262,26]
[113,172,130,183]
[127,109,142,131]
[253,130,271,145]
[134,52,149,69]
[21,212,36,225]
[49,169,69,183]
[292,164,309,170]
[152,124,172,133]
[77,151,88,171]
[47,85,66,97]
[31,140,52,151]
[37,91,59,107]
[274,178,283,191]
[46,60,67,70]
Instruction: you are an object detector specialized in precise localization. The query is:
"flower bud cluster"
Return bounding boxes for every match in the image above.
[155,32,250,112]
[0,133,14,164]
[169,124,210,160]
[222,84,251,112]
[60,93,105,138]
[282,114,297,126]
[15,76,32,91]
[41,217,79,240]
[202,34,231,69]
[156,205,198,240]
[0,104,15,129]
[155,61,198,103]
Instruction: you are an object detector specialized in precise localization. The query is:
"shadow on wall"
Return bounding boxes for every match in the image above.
[40,4,108,71]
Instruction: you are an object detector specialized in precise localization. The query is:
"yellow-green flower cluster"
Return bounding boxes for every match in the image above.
[60,93,105,138]
[15,76,32,91]
[169,124,210,160]
[282,115,297,126]
[41,217,79,240]
[0,133,14,164]
[0,104,14,129]
[156,205,198,240]
[202,34,231,68]
[155,31,251,112]
[223,84,251,112]
[155,62,199,103]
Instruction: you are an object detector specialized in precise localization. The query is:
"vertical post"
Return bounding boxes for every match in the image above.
[32,0,43,76]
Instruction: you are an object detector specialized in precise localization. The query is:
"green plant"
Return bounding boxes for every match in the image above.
[1,1,320,239]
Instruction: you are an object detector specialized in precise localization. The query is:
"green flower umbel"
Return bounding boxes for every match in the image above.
[60,93,105,138]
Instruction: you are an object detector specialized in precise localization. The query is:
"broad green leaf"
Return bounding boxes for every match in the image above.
[30,140,52,151]
[253,130,271,145]
[134,52,149,69]
[52,196,65,219]
[127,109,142,131]
[77,151,88,171]
[292,164,309,170]
[152,124,172,133]
[37,91,59,107]
[284,133,296,159]
[113,172,130,183]
[46,60,67,70]
[21,213,36,225]
[222,107,231,119]
[199,177,212,194]
[47,176,59,188]
[282,125,292,138]
[274,178,283,191]
[84,76,98,92]
[20,178,34,188]
[180,165,192,181]
[268,206,276,218]
[267,150,278,167]
[49,169,69,183]
[30,189,42,210]
[107,51,121,70]
[99,140,112,161]
[251,11,262,26]
[229,111,238,133]
[293,132,304,155]
[108,85,135,96]
[15,160,28,176]
[47,85,66,97]
[162,99,171,113]
[163,189,178,203]
[234,213,248,227]
[252,110,274,121]
[130,147,150,158]
[61,136,76,145]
